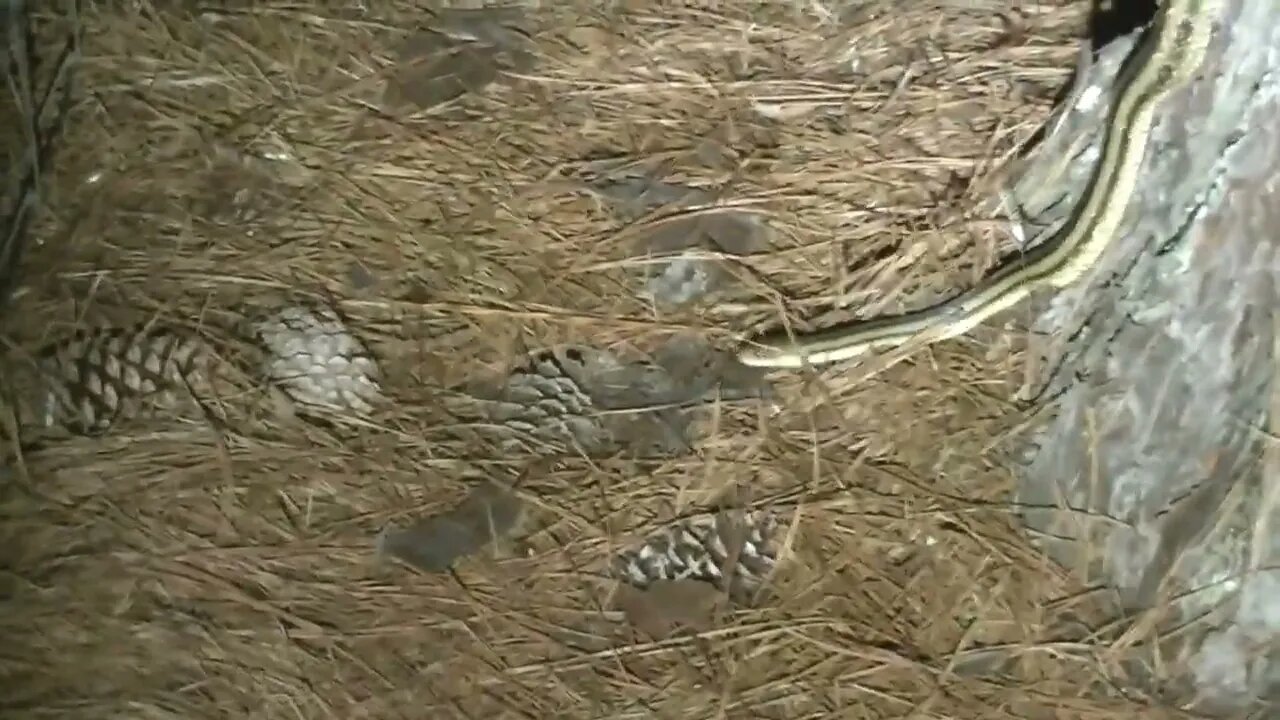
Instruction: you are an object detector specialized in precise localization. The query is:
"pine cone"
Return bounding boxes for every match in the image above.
[483,346,615,455]
[251,304,383,417]
[2,325,212,436]
[612,510,780,600]
[479,345,710,457]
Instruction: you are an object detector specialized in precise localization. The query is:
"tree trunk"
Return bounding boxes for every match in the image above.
[1012,0,1280,713]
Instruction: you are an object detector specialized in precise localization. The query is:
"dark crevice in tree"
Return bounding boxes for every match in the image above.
[1089,0,1158,51]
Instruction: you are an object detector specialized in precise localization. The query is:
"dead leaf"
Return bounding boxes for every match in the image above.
[382,10,537,112]
[592,178,773,307]
[377,481,523,573]
[613,579,726,640]
[384,37,501,110]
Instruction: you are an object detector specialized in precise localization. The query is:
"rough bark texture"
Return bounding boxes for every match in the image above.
[1011,0,1280,712]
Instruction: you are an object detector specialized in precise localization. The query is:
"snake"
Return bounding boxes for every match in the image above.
[736,0,1223,369]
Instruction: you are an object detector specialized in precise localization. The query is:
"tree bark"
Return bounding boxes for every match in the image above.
[1011,0,1280,713]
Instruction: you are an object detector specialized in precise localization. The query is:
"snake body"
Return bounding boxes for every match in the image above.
[737,0,1223,369]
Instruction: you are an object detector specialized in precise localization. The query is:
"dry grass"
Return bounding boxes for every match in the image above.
[0,2,1216,718]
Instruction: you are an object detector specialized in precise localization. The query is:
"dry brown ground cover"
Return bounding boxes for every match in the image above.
[2,2,1224,718]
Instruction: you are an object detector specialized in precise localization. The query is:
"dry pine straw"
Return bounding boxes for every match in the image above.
[0,2,1203,719]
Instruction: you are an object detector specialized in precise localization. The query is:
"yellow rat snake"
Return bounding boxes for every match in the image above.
[737,0,1224,369]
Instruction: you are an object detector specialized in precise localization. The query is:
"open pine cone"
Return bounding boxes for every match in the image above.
[612,510,781,601]
[1,325,216,436]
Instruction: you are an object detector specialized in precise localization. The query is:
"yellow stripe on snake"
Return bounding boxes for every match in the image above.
[737,0,1223,369]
